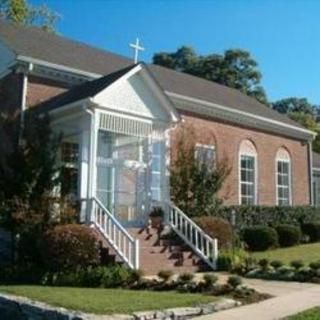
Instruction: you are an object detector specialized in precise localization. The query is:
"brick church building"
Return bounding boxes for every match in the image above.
[0,22,318,273]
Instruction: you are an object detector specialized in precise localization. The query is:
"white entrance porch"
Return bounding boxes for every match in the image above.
[50,64,218,271]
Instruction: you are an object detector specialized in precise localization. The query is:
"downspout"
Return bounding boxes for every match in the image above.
[308,140,314,205]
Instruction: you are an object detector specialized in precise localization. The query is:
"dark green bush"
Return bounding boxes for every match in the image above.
[178,272,194,284]
[42,224,100,271]
[270,260,284,269]
[309,261,320,270]
[157,270,173,282]
[41,265,134,288]
[301,222,320,242]
[290,260,304,270]
[227,275,242,289]
[275,224,301,247]
[203,273,218,286]
[242,226,278,251]
[216,206,320,229]
[216,252,233,271]
[258,259,269,270]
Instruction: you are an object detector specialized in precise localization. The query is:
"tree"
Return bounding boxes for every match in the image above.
[153,47,268,104]
[288,111,320,153]
[0,112,69,264]
[272,97,316,115]
[170,124,231,217]
[0,0,60,32]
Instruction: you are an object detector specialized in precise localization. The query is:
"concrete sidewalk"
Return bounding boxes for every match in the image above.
[196,285,320,320]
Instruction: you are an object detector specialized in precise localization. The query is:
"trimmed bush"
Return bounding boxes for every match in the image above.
[42,224,100,271]
[290,260,304,270]
[203,273,218,286]
[270,260,284,269]
[242,226,278,251]
[216,205,320,229]
[193,216,233,249]
[157,270,173,282]
[227,275,242,288]
[301,222,320,242]
[178,272,194,284]
[216,252,233,271]
[275,224,301,247]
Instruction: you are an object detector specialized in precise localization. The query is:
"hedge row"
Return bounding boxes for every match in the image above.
[216,205,320,230]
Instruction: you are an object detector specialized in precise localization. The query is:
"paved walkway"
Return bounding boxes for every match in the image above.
[216,273,317,297]
[197,285,320,320]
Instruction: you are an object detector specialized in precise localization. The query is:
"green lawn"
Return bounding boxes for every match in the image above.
[252,243,320,264]
[285,307,320,319]
[0,286,218,314]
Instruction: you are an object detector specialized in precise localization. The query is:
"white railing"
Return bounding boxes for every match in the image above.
[89,197,139,270]
[168,203,218,270]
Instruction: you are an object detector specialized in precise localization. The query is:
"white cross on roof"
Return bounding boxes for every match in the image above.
[129,38,145,63]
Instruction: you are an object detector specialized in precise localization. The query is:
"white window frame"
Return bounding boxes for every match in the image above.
[313,168,320,206]
[276,157,292,206]
[239,153,258,205]
[194,143,216,168]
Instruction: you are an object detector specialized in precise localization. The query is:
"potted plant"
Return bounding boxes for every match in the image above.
[149,206,165,229]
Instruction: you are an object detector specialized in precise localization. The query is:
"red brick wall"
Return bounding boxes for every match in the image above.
[171,111,311,206]
[26,75,70,108]
[0,72,23,116]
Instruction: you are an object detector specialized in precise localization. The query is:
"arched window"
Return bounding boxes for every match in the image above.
[276,148,291,205]
[239,140,257,205]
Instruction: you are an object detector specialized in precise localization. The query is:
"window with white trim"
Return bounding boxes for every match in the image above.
[276,148,291,205]
[239,140,257,205]
[194,144,216,168]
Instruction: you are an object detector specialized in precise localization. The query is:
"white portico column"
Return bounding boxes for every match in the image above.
[81,109,99,223]
[79,128,90,222]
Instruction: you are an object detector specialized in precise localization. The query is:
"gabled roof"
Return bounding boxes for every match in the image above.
[0,21,309,133]
[35,64,137,112]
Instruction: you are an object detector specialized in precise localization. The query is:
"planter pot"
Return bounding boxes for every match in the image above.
[150,216,163,229]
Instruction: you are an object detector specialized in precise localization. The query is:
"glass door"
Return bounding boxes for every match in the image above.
[96,131,148,226]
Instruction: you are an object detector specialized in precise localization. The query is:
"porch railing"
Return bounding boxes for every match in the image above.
[89,197,139,270]
[168,203,218,270]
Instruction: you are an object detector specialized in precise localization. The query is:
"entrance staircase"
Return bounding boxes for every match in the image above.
[89,197,218,275]
[127,227,210,275]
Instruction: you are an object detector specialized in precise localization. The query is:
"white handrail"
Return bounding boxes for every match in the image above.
[90,197,139,270]
[168,203,218,270]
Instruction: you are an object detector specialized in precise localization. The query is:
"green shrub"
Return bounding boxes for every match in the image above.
[216,205,320,229]
[227,275,242,289]
[309,261,320,270]
[301,222,320,242]
[157,270,173,282]
[178,272,194,284]
[258,259,269,270]
[290,260,304,270]
[216,252,233,271]
[193,217,233,249]
[203,273,218,286]
[41,265,134,288]
[242,226,278,251]
[275,224,301,247]
[42,224,100,271]
[270,260,284,269]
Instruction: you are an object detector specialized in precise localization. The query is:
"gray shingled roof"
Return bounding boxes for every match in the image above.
[0,21,304,130]
[35,64,137,112]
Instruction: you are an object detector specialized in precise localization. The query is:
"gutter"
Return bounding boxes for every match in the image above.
[17,55,101,79]
[308,141,314,205]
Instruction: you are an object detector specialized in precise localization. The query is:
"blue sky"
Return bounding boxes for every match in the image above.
[31,0,320,104]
